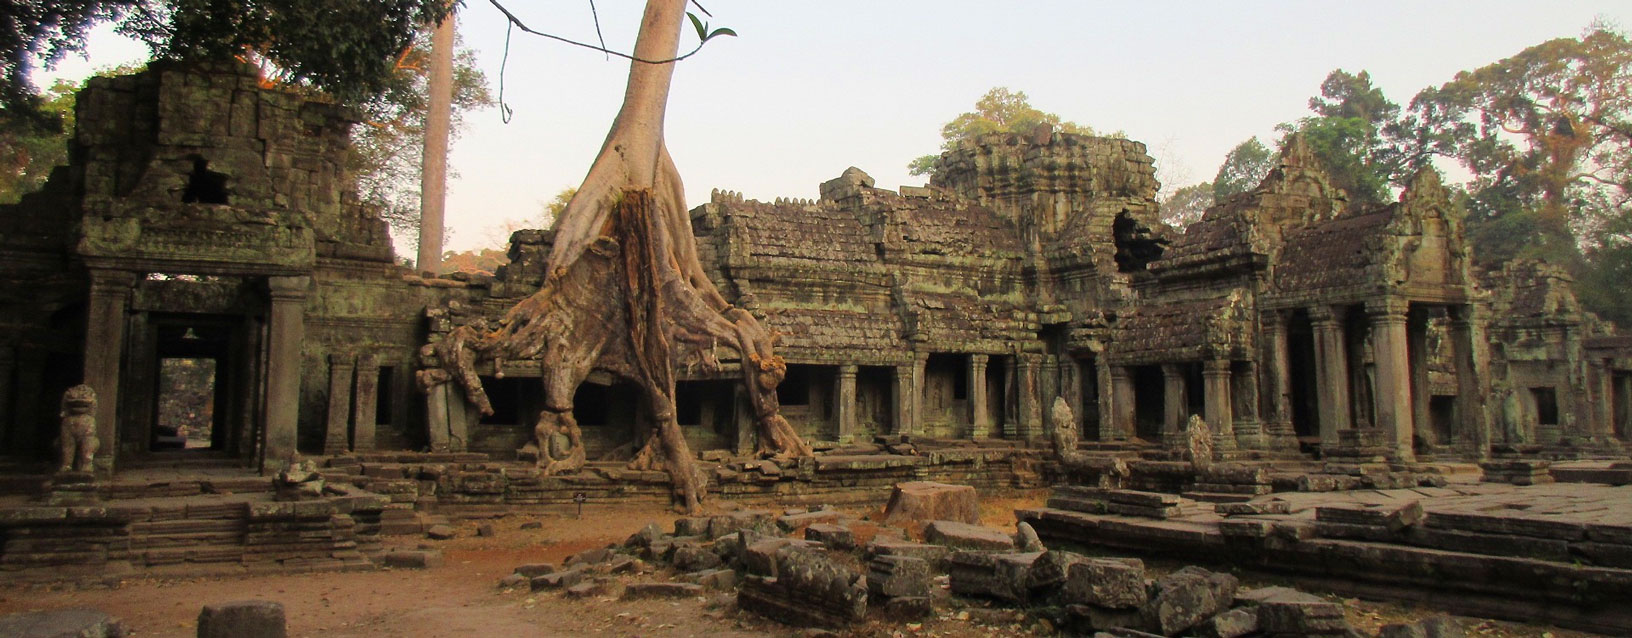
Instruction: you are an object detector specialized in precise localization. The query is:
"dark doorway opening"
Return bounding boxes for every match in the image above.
[1531,387,1559,426]
[149,318,239,453]
[1287,310,1319,439]
[1078,357,1100,440]
[1131,365,1164,441]
[182,158,229,204]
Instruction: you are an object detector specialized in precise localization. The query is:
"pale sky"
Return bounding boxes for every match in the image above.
[37,1,1632,253]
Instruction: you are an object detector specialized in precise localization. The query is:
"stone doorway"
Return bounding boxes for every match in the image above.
[1286,310,1320,442]
[135,315,252,458]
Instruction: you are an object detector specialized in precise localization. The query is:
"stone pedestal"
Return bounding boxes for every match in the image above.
[42,471,100,505]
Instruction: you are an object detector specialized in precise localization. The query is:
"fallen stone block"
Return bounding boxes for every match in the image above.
[1063,557,1147,609]
[565,580,612,598]
[708,510,776,539]
[948,550,1041,603]
[625,522,665,548]
[777,510,842,532]
[1093,629,1166,638]
[383,550,442,569]
[737,545,867,627]
[674,517,711,537]
[1256,589,1348,636]
[624,582,703,599]
[1194,607,1258,638]
[476,523,495,537]
[513,563,556,578]
[805,523,855,550]
[564,546,613,567]
[672,544,723,572]
[883,481,980,525]
[530,568,585,591]
[1107,489,1182,508]
[0,609,126,638]
[924,521,1015,551]
[688,568,738,591]
[497,573,528,589]
[1140,566,1238,636]
[1065,604,1146,635]
[867,538,950,568]
[1027,549,1086,593]
[197,600,285,638]
[868,554,932,599]
[425,524,456,540]
[1015,521,1045,552]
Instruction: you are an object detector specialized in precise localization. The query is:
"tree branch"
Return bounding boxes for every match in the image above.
[487,0,709,64]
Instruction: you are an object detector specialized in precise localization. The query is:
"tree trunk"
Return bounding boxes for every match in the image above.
[416,8,455,274]
[419,0,810,514]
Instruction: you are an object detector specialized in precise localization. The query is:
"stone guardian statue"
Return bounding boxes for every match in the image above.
[58,384,98,473]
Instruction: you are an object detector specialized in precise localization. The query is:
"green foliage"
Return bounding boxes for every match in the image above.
[909,87,1095,177]
[0,77,75,203]
[1212,137,1275,200]
[1,0,454,132]
[1160,181,1213,229]
[540,186,577,229]
[1276,70,1404,205]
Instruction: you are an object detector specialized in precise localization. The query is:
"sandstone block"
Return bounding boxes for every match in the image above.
[197,600,285,638]
[383,550,442,569]
[0,609,126,638]
[867,554,932,599]
[805,523,856,550]
[1063,557,1147,609]
[883,481,979,525]
[624,582,703,599]
[1140,566,1237,636]
[924,521,1015,550]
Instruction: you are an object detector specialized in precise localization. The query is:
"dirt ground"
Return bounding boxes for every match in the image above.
[0,492,1606,638]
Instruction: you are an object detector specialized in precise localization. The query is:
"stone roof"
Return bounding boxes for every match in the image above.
[729,199,876,264]
[1112,291,1253,363]
[1273,209,1392,294]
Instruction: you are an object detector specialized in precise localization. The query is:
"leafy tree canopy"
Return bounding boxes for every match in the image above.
[1159,181,1213,230]
[909,87,1096,176]
[1,0,455,133]
[1275,69,1405,206]
[1212,137,1275,201]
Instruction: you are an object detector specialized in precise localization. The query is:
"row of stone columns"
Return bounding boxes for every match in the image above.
[827,352,1045,443]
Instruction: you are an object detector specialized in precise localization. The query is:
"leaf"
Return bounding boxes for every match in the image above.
[706,27,736,41]
[687,12,707,42]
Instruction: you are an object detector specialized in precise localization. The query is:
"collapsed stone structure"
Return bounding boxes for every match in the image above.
[0,63,1627,481]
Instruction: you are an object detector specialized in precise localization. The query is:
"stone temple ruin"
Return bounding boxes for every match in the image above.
[1,63,1631,635]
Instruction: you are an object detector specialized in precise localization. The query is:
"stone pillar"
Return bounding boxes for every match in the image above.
[1448,305,1492,459]
[733,382,756,455]
[262,275,309,472]
[1232,360,1265,450]
[1110,366,1135,441]
[1617,373,1632,441]
[0,345,13,450]
[1408,308,1432,446]
[1161,364,1188,446]
[835,364,858,443]
[323,354,355,454]
[892,364,913,436]
[1002,356,1019,438]
[1203,359,1236,453]
[1017,354,1041,440]
[1098,359,1119,440]
[1261,312,1291,431]
[1062,357,1084,435]
[426,383,451,452]
[911,352,927,436]
[1591,358,1615,443]
[85,270,136,475]
[1309,306,1351,448]
[352,354,379,452]
[968,355,990,438]
[1368,299,1415,462]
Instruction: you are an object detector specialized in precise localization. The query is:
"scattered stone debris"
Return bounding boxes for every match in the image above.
[0,608,127,638]
[196,600,286,638]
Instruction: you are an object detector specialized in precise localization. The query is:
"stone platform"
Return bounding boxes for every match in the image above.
[1019,481,1632,635]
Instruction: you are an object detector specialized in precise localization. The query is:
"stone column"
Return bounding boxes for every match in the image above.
[1408,308,1432,446]
[262,275,309,472]
[835,364,858,443]
[1591,358,1615,443]
[351,354,379,452]
[1098,359,1119,440]
[1448,305,1492,459]
[1618,373,1632,441]
[1110,366,1135,441]
[426,382,451,452]
[1261,312,1291,431]
[968,355,990,438]
[0,345,13,450]
[1232,360,1265,450]
[1368,299,1415,462]
[85,270,136,475]
[1017,354,1041,440]
[1161,363,1188,446]
[892,364,914,436]
[1002,356,1019,438]
[1063,357,1084,434]
[911,352,928,436]
[323,354,355,454]
[1309,306,1351,448]
[1203,359,1236,453]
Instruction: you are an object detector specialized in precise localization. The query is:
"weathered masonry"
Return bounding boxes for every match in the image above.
[0,64,1625,477]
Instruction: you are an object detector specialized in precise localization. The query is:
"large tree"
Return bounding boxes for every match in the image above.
[908,87,1095,176]
[1211,137,1275,201]
[422,0,808,513]
[1276,70,1406,206]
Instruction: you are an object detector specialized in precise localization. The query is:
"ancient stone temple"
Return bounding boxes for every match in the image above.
[0,64,1626,478]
